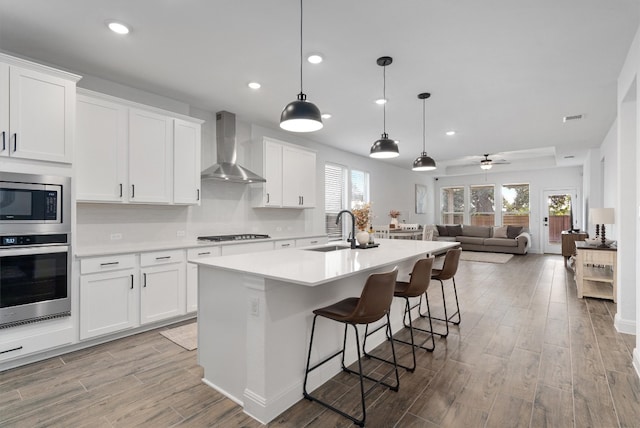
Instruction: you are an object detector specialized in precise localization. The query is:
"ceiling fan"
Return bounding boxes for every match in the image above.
[478,153,510,170]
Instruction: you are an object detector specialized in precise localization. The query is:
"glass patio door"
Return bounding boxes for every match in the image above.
[542,189,576,254]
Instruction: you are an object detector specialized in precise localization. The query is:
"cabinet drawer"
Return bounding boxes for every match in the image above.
[0,325,74,363]
[187,246,221,261]
[274,240,295,249]
[579,249,614,265]
[295,236,328,248]
[140,249,185,267]
[81,254,136,275]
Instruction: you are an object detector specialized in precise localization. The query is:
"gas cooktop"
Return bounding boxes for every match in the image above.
[198,234,271,242]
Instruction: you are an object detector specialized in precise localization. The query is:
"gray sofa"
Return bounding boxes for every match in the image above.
[431,224,530,255]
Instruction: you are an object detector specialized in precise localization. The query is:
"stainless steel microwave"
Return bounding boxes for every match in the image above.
[0,172,70,235]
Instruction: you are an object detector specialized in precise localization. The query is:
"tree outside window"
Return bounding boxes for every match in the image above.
[502,184,530,228]
[441,187,464,224]
[470,185,495,226]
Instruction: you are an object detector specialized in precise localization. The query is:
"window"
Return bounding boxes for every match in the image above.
[350,169,369,209]
[441,186,464,224]
[324,163,347,240]
[470,185,495,226]
[502,183,530,228]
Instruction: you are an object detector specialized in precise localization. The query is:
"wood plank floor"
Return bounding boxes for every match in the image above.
[1,254,639,427]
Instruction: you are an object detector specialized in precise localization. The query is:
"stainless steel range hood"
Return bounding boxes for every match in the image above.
[200,111,266,183]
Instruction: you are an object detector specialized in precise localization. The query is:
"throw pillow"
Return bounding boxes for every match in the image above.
[447,225,463,237]
[436,225,448,237]
[507,225,523,239]
[493,226,508,238]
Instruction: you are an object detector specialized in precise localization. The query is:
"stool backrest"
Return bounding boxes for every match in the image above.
[436,248,462,280]
[352,269,398,324]
[404,257,434,297]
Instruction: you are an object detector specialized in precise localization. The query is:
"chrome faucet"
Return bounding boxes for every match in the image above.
[336,210,357,249]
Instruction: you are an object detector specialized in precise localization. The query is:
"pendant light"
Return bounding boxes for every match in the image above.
[370,56,399,158]
[280,0,323,133]
[412,92,437,171]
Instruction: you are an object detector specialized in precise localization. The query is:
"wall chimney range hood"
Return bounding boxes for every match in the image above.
[200,111,266,183]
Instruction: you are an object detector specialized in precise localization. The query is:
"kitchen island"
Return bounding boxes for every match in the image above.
[192,238,459,423]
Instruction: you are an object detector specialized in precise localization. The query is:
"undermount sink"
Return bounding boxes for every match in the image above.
[305,245,351,253]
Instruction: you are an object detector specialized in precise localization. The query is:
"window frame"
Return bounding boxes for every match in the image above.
[440,186,465,225]
[469,184,496,226]
[501,183,530,228]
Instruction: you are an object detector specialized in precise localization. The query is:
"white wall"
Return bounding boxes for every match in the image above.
[434,166,583,254]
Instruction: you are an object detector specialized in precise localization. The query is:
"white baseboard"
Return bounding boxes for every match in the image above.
[614,312,636,335]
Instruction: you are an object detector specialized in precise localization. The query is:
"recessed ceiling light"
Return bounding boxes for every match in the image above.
[445,130,456,136]
[107,21,130,35]
[307,54,323,64]
[375,98,387,105]
[248,82,261,89]
[321,113,332,119]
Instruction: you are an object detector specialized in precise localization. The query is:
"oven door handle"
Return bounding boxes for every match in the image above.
[0,245,69,257]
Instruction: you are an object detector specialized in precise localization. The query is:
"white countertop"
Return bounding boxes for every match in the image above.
[193,238,459,286]
[74,234,327,258]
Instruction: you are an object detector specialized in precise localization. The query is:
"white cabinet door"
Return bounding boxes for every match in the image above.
[128,108,173,203]
[282,145,316,208]
[6,66,74,163]
[76,95,128,202]
[140,263,186,324]
[173,118,201,205]
[263,140,283,206]
[80,269,138,340]
[0,63,8,157]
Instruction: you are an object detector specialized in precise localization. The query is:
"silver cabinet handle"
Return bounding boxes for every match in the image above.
[100,261,119,267]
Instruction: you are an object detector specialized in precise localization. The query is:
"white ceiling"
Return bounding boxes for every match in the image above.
[0,0,638,174]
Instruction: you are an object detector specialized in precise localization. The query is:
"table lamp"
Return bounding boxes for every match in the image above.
[590,208,615,248]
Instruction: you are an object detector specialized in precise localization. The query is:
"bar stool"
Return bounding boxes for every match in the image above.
[363,257,435,372]
[420,247,462,337]
[302,269,400,427]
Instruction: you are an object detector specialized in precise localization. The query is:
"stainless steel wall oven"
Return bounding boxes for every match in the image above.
[0,172,71,328]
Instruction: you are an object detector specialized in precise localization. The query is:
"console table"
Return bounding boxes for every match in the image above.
[561,231,588,267]
[574,242,617,302]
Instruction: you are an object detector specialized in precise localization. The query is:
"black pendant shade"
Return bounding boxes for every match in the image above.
[280,0,323,133]
[412,92,437,171]
[370,56,399,158]
[280,92,323,132]
[370,133,399,158]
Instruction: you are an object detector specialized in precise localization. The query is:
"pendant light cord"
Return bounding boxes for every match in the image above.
[422,98,426,152]
[299,0,303,94]
[382,64,386,134]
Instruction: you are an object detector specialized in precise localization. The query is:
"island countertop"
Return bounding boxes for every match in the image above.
[191,238,459,286]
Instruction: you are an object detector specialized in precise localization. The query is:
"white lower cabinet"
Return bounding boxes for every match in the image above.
[79,254,139,340]
[140,250,186,324]
[186,246,221,313]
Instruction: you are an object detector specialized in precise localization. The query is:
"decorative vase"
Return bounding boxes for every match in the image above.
[390,218,399,228]
[356,230,370,246]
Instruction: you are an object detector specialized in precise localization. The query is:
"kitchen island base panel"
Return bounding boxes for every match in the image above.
[198,258,419,424]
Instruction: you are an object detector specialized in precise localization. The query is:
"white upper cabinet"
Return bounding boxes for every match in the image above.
[75,90,202,205]
[173,118,201,205]
[128,108,173,203]
[76,95,127,202]
[0,54,80,163]
[253,137,316,209]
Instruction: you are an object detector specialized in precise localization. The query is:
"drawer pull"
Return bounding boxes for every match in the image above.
[281,243,290,247]
[130,274,134,289]
[1,131,5,151]
[198,252,211,256]
[0,346,23,355]
[100,261,119,267]
[197,189,200,201]
[310,240,318,244]
[143,273,147,287]
[131,184,135,198]
[155,256,171,260]
[119,183,123,198]
[13,133,17,152]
